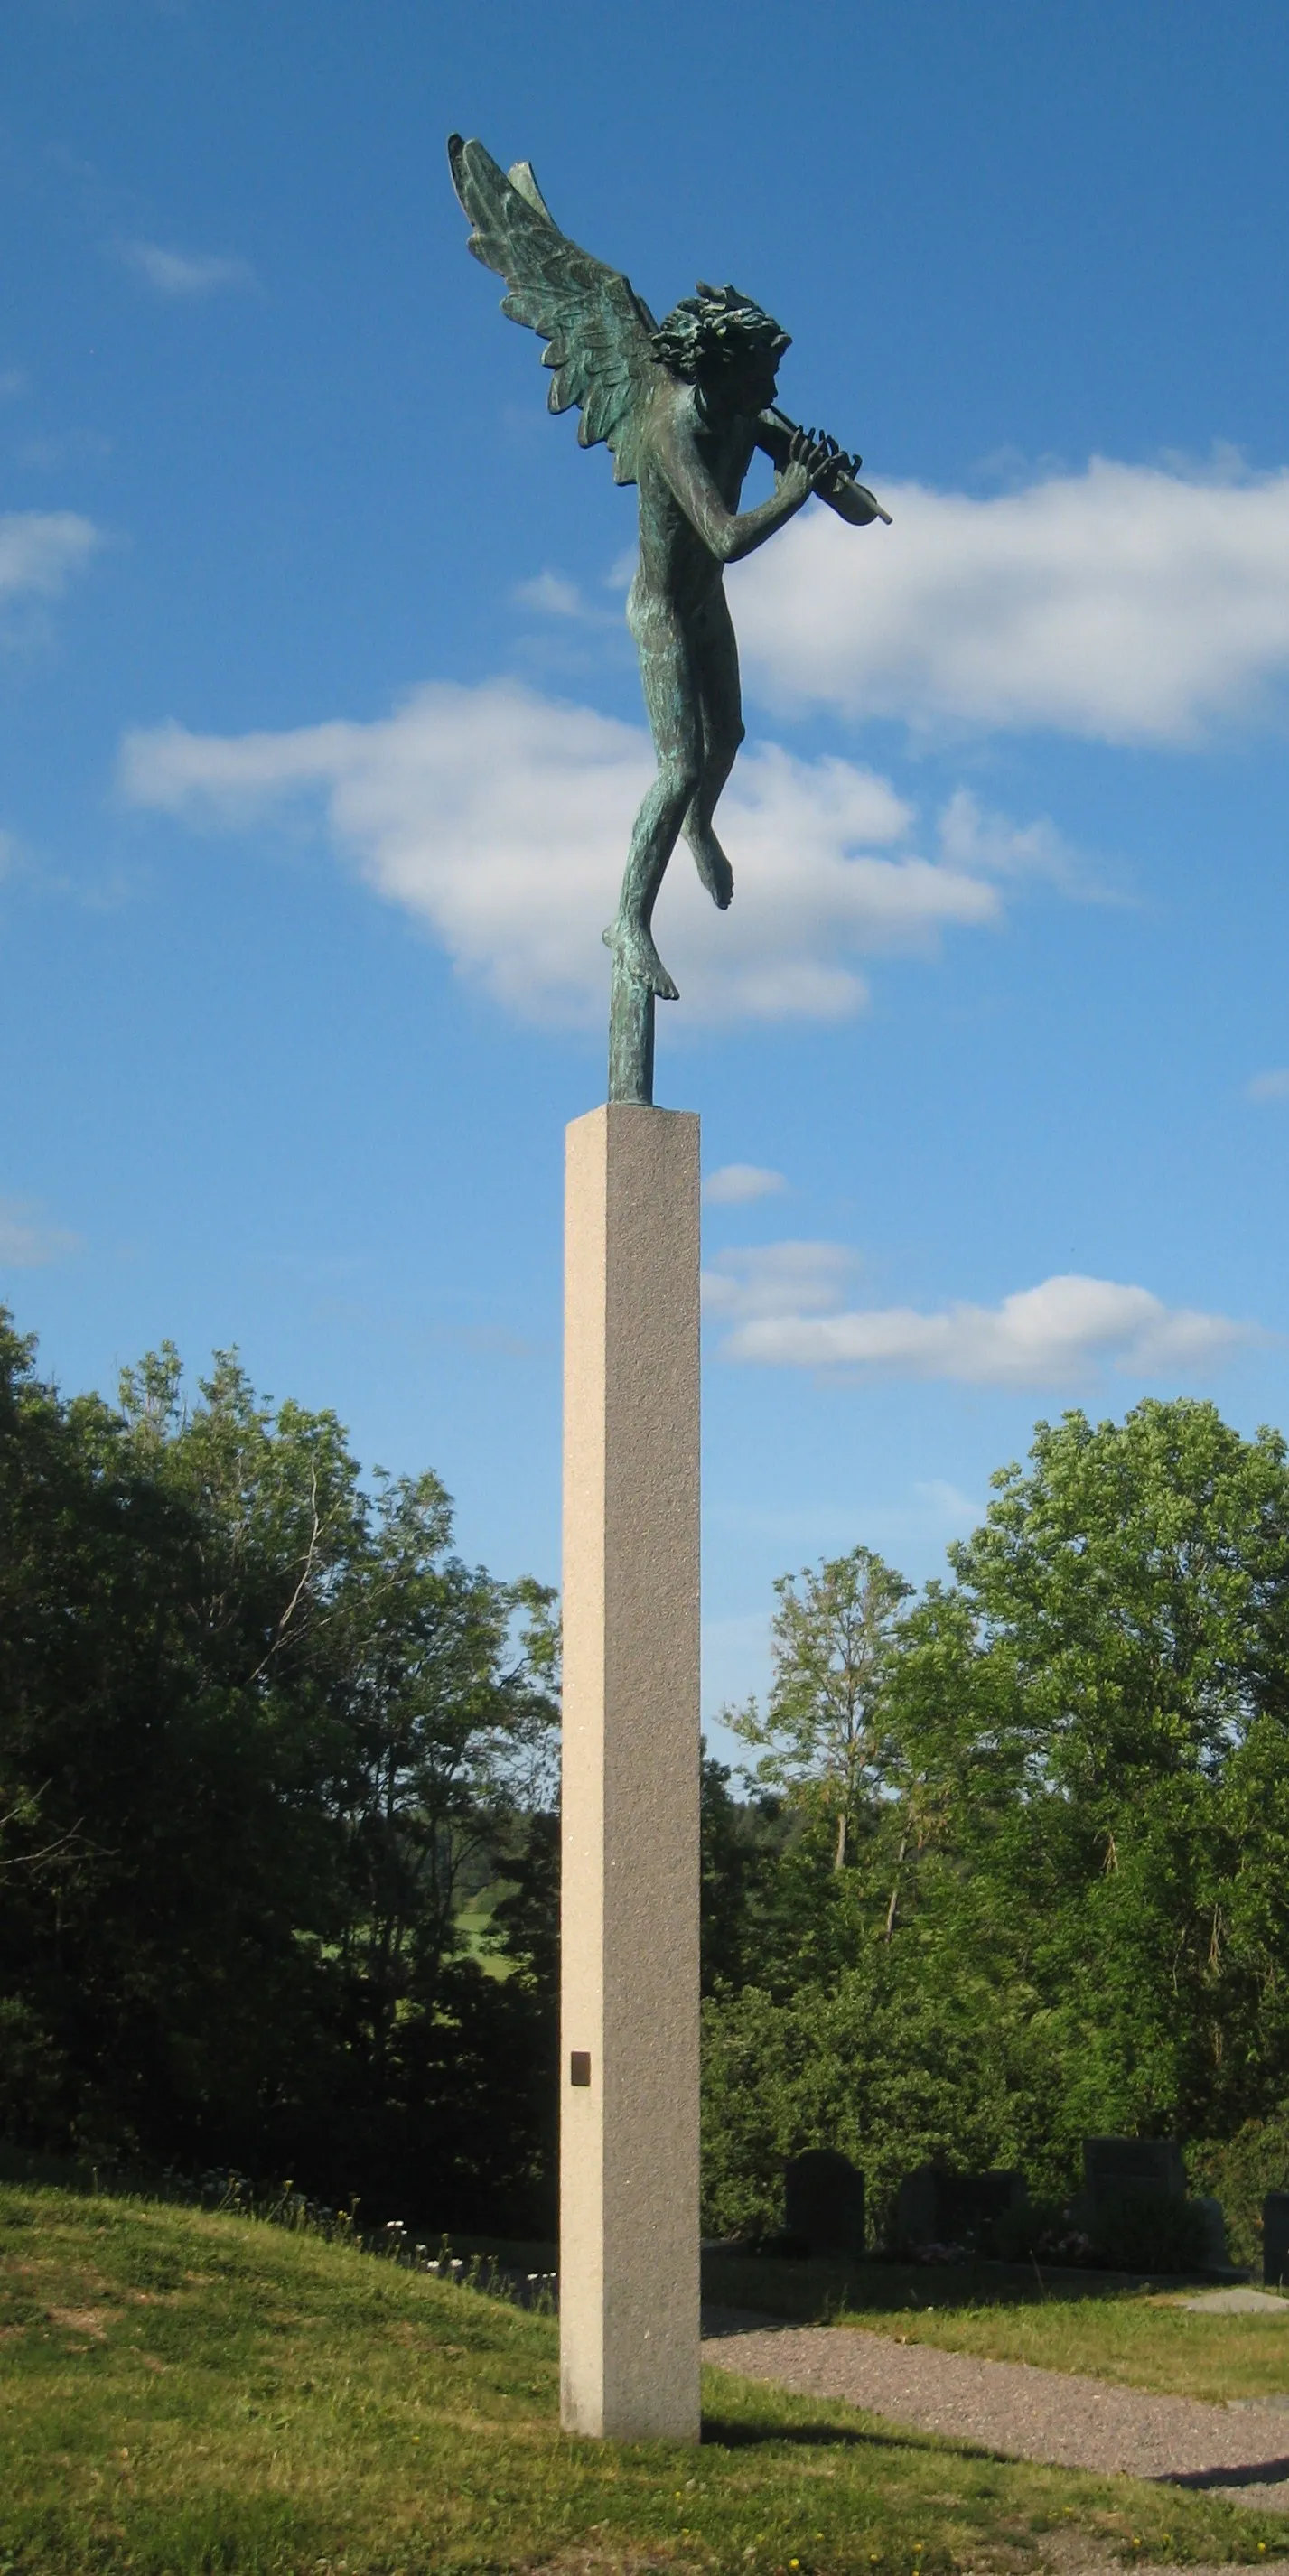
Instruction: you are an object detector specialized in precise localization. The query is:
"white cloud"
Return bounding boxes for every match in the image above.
[0,1199,81,1267]
[733,456,1289,744]
[936,787,1098,894]
[1247,1069,1289,1103]
[118,240,254,297]
[119,678,1015,1028]
[514,569,608,621]
[704,1241,859,1321]
[0,511,99,605]
[704,1163,787,1206]
[913,1478,984,1526]
[707,1248,1258,1386]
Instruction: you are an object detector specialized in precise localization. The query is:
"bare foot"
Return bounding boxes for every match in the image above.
[602,916,679,1002]
[687,826,734,910]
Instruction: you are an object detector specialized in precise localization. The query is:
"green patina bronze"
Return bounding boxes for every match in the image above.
[449,135,889,1106]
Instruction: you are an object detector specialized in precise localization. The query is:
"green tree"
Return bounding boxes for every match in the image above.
[0,1310,559,2226]
[730,1547,911,1868]
[702,1398,1289,2231]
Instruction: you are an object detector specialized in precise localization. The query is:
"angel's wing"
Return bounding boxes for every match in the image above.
[448,135,661,488]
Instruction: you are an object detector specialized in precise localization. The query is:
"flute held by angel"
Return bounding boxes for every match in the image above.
[759,403,892,526]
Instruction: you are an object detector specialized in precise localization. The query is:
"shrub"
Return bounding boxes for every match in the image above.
[1189,2113,1289,2271]
[1088,2191,1211,2276]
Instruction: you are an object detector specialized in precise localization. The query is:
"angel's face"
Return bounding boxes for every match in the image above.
[700,347,780,419]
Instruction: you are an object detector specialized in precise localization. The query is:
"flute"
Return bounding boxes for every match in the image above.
[763,402,892,527]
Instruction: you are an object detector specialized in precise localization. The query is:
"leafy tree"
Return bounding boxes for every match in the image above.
[0,1311,558,2226]
[701,1399,1289,2229]
[729,1547,911,1868]
[939,1399,1289,2150]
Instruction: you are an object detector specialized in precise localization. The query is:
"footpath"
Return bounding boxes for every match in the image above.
[702,2306,1289,2512]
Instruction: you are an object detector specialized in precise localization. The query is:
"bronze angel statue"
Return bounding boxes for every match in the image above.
[449,135,889,1102]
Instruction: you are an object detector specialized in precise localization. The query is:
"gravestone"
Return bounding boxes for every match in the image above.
[783,2150,865,2259]
[1265,2192,1289,2289]
[1192,2194,1228,2271]
[1083,2137,1185,2211]
[896,2165,1026,2250]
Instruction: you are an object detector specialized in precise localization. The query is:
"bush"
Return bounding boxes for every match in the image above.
[1189,2113,1289,2271]
[992,2199,1090,2265]
[1088,2191,1211,2276]
[700,1974,1027,2243]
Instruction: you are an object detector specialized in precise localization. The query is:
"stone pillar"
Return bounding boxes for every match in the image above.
[560,1102,701,2442]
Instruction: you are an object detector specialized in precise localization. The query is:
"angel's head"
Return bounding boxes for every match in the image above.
[651,282,790,412]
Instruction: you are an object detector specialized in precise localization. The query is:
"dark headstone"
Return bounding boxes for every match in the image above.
[1265,2192,1289,2289]
[1083,2137,1185,2210]
[1192,2194,1228,2271]
[895,2165,1026,2250]
[783,2150,865,2259]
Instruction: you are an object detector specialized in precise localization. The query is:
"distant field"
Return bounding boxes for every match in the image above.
[453,1876,519,1978]
[703,2256,1289,2404]
[2,2184,1287,2575]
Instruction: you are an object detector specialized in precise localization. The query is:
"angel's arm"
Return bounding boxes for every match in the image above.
[652,407,839,563]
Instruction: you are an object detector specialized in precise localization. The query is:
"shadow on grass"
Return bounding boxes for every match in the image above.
[703,2252,1216,2324]
[701,2410,1023,2479]
[702,2413,908,2454]
[1165,2459,1289,2493]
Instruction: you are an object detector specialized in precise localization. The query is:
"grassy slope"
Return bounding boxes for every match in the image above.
[2,2190,1288,2576]
[703,2261,1289,2405]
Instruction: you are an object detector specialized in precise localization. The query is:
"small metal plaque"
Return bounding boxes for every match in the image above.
[569,2050,592,2086]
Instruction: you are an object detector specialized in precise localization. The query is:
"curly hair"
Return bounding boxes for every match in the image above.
[650,280,790,381]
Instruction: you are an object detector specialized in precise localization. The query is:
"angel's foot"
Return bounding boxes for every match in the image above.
[602,916,679,1002]
[687,825,734,910]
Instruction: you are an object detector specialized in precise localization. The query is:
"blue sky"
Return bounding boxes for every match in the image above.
[7,0,1289,1742]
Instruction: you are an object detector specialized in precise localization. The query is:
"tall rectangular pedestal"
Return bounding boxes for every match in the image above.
[560,1103,701,2442]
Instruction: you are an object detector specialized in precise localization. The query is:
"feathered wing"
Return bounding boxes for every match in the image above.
[448,135,661,487]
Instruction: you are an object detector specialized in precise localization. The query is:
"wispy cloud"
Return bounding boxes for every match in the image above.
[0,1199,82,1267]
[0,369,29,402]
[704,1241,860,1321]
[0,511,101,646]
[117,240,254,297]
[913,1478,984,1526]
[734,455,1289,744]
[119,679,1051,1029]
[936,787,1104,896]
[513,569,613,622]
[705,1246,1259,1386]
[704,1163,787,1207]
[0,511,100,604]
[1247,1069,1289,1103]
[19,429,113,474]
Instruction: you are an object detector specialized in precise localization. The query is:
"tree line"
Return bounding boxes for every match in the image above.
[4,1307,1288,2251]
[702,1398,1289,2252]
[0,1311,559,2232]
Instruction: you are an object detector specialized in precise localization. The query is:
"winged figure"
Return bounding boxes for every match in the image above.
[449,135,886,1095]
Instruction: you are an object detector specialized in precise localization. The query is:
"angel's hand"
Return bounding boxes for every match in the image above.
[780,425,844,499]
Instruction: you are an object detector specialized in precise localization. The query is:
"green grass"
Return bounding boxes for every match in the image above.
[2,2189,1288,2574]
[703,2258,1289,2404]
[453,1880,519,1980]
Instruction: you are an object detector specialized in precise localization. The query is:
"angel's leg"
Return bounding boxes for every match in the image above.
[682,583,743,910]
[608,583,703,1001]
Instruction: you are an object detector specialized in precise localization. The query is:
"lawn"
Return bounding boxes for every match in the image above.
[702,2257,1289,2405]
[2,2185,1288,2575]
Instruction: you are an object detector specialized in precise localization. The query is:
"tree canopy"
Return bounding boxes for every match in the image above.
[703,1399,1289,2235]
[5,1307,1288,2250]
[0,1311,558,2229]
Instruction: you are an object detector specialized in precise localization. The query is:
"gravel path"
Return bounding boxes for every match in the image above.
[701,2310,1289,2510]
